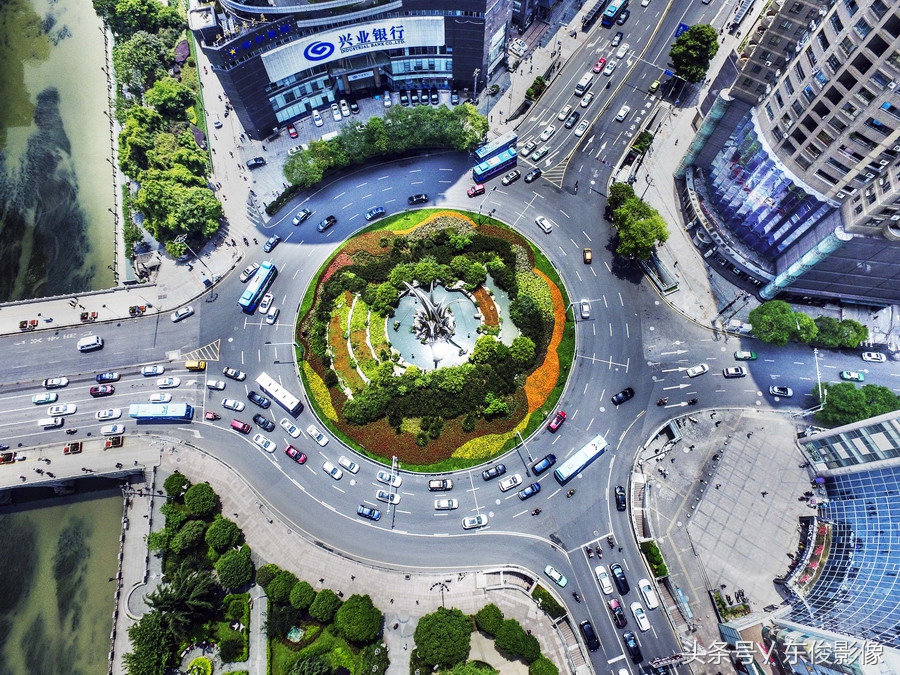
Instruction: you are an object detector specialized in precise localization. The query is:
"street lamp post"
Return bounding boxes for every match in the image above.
[174,234,215,281]
[472,68,481,98]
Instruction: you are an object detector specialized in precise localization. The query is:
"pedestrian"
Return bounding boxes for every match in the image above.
[229,151,233,157]
[715,484,721,490]
[674,139,679,145]
[761,491,768,497]
[747,432,753,438]
[670,457,675,463]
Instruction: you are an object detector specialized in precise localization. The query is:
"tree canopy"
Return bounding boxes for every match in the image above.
[613,197,669,260]
[413,607,472,667]
[267,570,300,604]
[215,549,254,590]
[123,611,176,675]
[669,24,719,84]
[183,483,217,517]
[815,382,900,427]
[289,580,316,610]
[204,516,240,553]
[334,594,383,644]
[309,588,343,623]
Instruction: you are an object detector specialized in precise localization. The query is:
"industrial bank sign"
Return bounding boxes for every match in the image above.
[263,17,445,81]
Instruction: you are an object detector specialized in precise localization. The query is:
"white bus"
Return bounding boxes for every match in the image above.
[574,72,594,96]
[256,372,304,415]
[554,434,608,483]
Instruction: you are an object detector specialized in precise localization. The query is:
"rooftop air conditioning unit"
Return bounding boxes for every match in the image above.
[889,82,897,89]
[765,60,772,66]
[880,159,889,166]
[893,145,900,152]
[865,173,875,180]
[836,192,846,198]
[891,215,900,221]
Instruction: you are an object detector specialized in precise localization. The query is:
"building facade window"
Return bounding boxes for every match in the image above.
[853,18,872,38]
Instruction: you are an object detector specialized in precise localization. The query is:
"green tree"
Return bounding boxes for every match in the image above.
[495,619,532,659]
[113,31,169,93]
[163,471,190,497]
[118,106,165,176]
[529,656,559,675]
[474,603,504,636]
[448,664,497,675]
[814,316,869,348]
[183,483,217,517]
[334,593,382,644]
[267,570,299,604]
[794,312,819,343]
[483,392,509,418]
[414,257,444,286]
[123,611,176,675]
[145,562,220,638]
[256,563,281,589]
[289,580,316,610]
[614,198,669,260]
[413,607,471,668]
[288,657,332,675]
[204,516,240,553]
[815,382,900,427]
[145,77,195,118]
[509,336,536,369]
[608,182,636,210]
[170,519,207,554]
[748,300,796,346]
[669,24,719,83]
[215,549,254,590]
[471,335,500,364]
[309,588,343,622]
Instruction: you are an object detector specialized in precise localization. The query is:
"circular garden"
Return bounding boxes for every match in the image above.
[296,210,575,470]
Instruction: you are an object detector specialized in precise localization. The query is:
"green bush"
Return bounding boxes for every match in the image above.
[204,516,240,553]
[529,656,559,675]
[640,540,669,578]
[183,483,217,517]
[216,548,254,590]
[531,585,565,619]
[290,581,316,610]
[309,588,343,623]
[256,563,282,589]
[474,604,504,636]
[163,471,190,496]
[268,570,300,604]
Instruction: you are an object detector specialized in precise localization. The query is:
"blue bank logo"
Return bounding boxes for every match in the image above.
[304,41,335,61]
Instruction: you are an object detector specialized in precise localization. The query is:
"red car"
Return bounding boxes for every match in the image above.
[467,184,486,197]
[90,385,115,397]
[592,57,608,74]
[287,123,298,139]
[285,445,307,464]
[547,411,567,432]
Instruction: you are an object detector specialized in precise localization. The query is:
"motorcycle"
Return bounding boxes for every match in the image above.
[567,488,576,498]
[253,237,258,245]
[0,444,9,451]
[585,546,594,558]
[531,508,541,516]
[572,592,582,603]
[243,236,249,245]
[656,398,668,406]
[607,535,615,548]
[688,398,698,405]
[596,547,603,559]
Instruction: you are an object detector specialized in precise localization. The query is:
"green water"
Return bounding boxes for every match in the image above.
[0,492,121,675]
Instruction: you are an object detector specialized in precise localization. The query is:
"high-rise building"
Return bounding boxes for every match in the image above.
[679,0,900,307]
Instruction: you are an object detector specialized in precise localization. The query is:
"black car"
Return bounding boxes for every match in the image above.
[317,215,337,233]
[579,621,601,652]
[622,631,643,663]
[408,193,429,205]
[246,157,267,169]
[615,485,627,511]
[349,100,360,114]
[517,483,541,500]
[253,413,275,432]
[611,387,635,405]
[357,504,382,521]
[411,90,420,105]
[524,168,542,183]
[430,89,439,104]
[612,31,624,47]
[564,110,581,129]
[96,372,120,383]
[482,464,507,481]
[247,390,271,409]
[610,563,630,594]
[532,454,557,475]
[263,235,281,252]
[399,90,409,106]
[450,90,460,105]
[617,8,630,24]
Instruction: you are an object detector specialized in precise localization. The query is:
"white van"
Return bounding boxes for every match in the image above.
[638,578,660,609]
[574,72,593,96]
[39,417,63,428]
[77,335,104,352]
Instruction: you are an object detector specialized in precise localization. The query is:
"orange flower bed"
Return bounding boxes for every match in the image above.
[472,286,499,327]
[523,269,565,412]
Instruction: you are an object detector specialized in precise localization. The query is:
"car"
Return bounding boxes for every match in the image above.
[580,92,595,108]
[524,168,542,183]
[612,387,635,405]
[253,433,277,452]
[434,498,459,510]
[616,43,630,59]
[595,565,614,594]
[862,352,886,362]
[292,208,312,225]
[408,193,429,205]
[734,351,757,360]
[509,38,528,57]
[579,299,591,319]
[467,184,486,197]
[499,474,523,492]
[428,478,453,491]
[583,247,593,263]
[48,404,77,416]
[539,125,556,141]
[615,105,630,121]
[206,379,226,391]
[564,111,581,129]
[648,79,661,94]
[518,482,541,500]
[429,89,438,104]
[90,385,115,397]
[265,308,280,325]
[101,424,125,436]
[611,31,623,46]
[157,377,180,389]
[482,464,507,481]
[96,372,120,383]
[96,408,122,421]
[610,562,630,594]
[376,470,402,487]
[248,391,270,408]
[535,216,553,234]
[593,57,608,74]
[323,461,344,480]
[638,578,660,609]
[769,385,793,397]
[43,377,69,389]
[330,103,341,121]
[603,61,617,76]
[222,367,246,381]
[150,393,171,403]
[246,157,267,170]
[32,392,58,404]
[501,169,521,185]
[357,504,381,521]
[253,413,275,432]
[544,565,567,587]
[641,0,651,6]
[547,411,566,432]
[450,90,459,105]
[841,371,865,382]
[376,489,401,505]
[723,366,747,378]
[580,621,601,652]
[521,141,537,156]
[617,8,631,24]
[608,598,628,627]
[462,514,489,529]
[285,445,307,464]
[622,631,643,663]
[171,305,195,323]
[531,145,550,161]
[263,235,281,253]
[615,485,627,511]
[279,418,301,438]
[314,214,336,234]
[287,122,298,138]
[686,363,709,377]
[349,99,360,114]
[240,263,260,282]
[312,110,323,127]
[557,105,572,121]
[399,90,409,106]
[307,424,329,446]
[338,456,360,473]
[365,206,386,221]
[259,293,274,313]
[141,365,165,376]
[574,120,589,137]
[223,398,245,411]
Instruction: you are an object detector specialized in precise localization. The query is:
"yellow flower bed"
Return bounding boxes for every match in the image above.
[524,269,565,413]
[391,210,478,235]
[452,416,531,459]
[302,362,338,421]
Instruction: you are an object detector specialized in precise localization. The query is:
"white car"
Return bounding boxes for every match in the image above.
[686,363,709,377]
[616,43,630,59]
[280,418,301,438]
[223,398,245,411]
[43,377,69,389]
[434,498,459,510]
[157,377,181,389]
[206,380,226,391]
[253,433,277,453]
[544,565,568,588]
[339,456,360,473]
[630,602,650,631]
[376,489,400,504]
[259,293,274,313]
[312,110,323,127]
[462,514,489,529]
[32,393,58,404]
[557,105,572,121]
[339,99,351,117]
[48,404,77,416]
[499,473,523,492]
[580,92,595,108]
[383,91,392,107]
[535,216,553,234]
[862,352,886,362]
[540,125,557,141]
[101,424,125,436]
[266,308,280,325]
[141,365,165,376]
[171,306,194,322]
[641,0,650,5]
[323,460,344,480]
[96,408,122,421]
[574,120,589,137]
[615,105,631,121]
[603,61,617,76]
[595,565,614,594]
[150,393,172,403]
[307,424,328,446]
[638,578,660,609]
[376,470,402,487]
[331,103,341,121]
[580,299,591,319]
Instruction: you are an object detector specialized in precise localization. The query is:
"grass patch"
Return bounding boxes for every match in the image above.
[368,310,390,359]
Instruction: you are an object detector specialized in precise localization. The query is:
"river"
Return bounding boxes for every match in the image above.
[0,0,115,302]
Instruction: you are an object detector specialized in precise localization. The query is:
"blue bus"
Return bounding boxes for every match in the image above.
[601,0,627,26]
[474,132,518,164]
[238,260,277,313]
[553,434,608,483]
[128,403,194,422]
[472,148,518,182]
